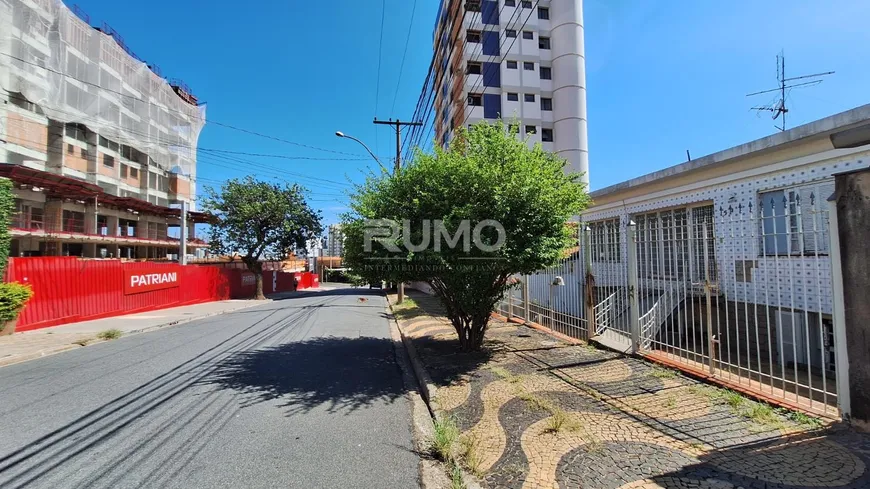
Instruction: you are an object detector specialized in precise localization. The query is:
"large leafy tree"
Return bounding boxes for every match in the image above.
[343,121,590,351]
[202,177,322,299]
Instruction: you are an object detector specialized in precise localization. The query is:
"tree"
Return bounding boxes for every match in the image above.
[342,121,590,351]
[0,178,15,275]
[202,177,323,300]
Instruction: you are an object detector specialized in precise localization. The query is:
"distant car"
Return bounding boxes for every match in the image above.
[369,281,383,289]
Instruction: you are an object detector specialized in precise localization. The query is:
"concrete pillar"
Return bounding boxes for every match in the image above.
[550,0,589,184]
[833,168,870,431]
[83,243,97,258]
[44,199,64,232]
[106,215,119,237]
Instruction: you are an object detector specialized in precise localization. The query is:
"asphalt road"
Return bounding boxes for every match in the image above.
[0,286,420,489]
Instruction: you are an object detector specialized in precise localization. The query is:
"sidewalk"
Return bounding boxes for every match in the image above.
[0,300,263,368]
[390,290,870,489]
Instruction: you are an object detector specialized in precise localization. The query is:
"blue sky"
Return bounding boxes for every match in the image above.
[71,0,870,231]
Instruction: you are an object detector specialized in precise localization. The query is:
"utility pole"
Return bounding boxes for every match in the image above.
[747,51,833,132]
[373,118,423,303]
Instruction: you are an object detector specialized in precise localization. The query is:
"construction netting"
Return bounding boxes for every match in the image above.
[0,0,205,178]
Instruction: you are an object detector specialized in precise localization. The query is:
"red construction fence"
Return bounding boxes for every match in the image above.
[4,257,319,332]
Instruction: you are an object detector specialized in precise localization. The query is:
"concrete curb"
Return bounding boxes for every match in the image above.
[385,294,484,489]
[0,301,264,369]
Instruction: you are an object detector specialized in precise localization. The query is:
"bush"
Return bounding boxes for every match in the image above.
[0,178,14,276]
[0,282,33,323]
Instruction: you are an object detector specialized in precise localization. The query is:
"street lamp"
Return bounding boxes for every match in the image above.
[335,131,388,173]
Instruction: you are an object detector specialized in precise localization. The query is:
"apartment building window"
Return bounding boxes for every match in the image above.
[538,7,550,19]
[103,155,115,168]
[9,91,44,114]
[541,128,554,142]
[525,125,537,135]
[505,0,515,6]
[539,36,550,49]
[468,94,483,106]
[67,144,74,154]
[506,29,517,38]
[540,66,552,79]
[99,135,119,152]
[130,167,139,179]
[541,97,553,110]
[120,164,128,179]
[507,60,518,69]
[81,148,88,158]
[524,93,535,102]
[467,30,481,43]
[465,0,481,12]
[507,93,519,101]
[521,0,532,8]
[65,123,88,142]
[523,61,535,71]
[522,31,534,40]
[467,62,482,74]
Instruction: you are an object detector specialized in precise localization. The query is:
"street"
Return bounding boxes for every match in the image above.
[0,287,420,489]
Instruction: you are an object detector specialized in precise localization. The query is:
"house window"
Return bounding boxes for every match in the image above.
[541,97,552,110]
[538,7,550,19]
[467,30,481,43]
[507,92,519,101]
[465,1,481,12]
[525,125,537,134]
[523,61,535,71]
[522,31,534,40]
[590,219,621,263]
[759,182,832,256]
[506,60,518,69]
[541,128,553,142]
[467,62,482,74]
[103,155,115,168]
[468,94,483,106]
[540,66,552,79]
[524,93,535,102]
[505,0,515,6]
[521,0,532,7]
[539,36,550,49]
[506,29,517,38]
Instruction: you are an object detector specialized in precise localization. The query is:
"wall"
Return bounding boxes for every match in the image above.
[833,167,870,429]
[5,257,320,331]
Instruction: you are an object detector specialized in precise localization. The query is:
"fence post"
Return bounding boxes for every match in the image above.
[507,284,514,320]
[523,274,530,323]
[627,221,640,354]
[583,225,595,339]
[827,196,851,419]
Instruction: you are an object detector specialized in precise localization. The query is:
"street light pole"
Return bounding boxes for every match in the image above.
[335,131,389,173]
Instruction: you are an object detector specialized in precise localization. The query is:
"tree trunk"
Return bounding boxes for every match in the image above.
[254,270,265,300]
[455,314,490,352]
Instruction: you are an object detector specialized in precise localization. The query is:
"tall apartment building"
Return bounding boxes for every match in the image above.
[0,0,209,258]
[432,0,589,183]
[326,224,344,257]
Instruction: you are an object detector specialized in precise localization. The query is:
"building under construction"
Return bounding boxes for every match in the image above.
[0,0,209,258]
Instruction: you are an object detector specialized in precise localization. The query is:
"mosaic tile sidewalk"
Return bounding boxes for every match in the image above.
[392,291,870,489]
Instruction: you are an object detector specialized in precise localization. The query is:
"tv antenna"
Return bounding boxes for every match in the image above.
[746,51,833,132]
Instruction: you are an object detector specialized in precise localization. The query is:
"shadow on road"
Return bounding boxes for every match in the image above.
[202,335,406,416]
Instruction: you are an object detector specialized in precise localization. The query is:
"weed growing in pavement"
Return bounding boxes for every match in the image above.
[663,396,677,409]
[647,365,678,379]
[543,408,569,433]
[488,366,522,384]
[449,461,466,489]
[97,329,122,340]
[584,439,605,454]
[432,416,460,462]
[458,434,484,477]
[779,408,824,429]
[518,392,556,412]
[73,338,93,347]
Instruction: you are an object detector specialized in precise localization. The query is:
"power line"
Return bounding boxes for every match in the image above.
[390,0,418,116]
[374,0,387,157]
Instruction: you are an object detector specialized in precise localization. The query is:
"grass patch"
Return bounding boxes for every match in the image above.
[518,392,556,412]
[543,408,570,433]
[488,366,522,383]
[97,329,122,341]
[432,416,460,462]
[584,439,605,454]
[72,338,93,347]
[647,365,678,379]
[780,409,824,429]
[663,395,677,409]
